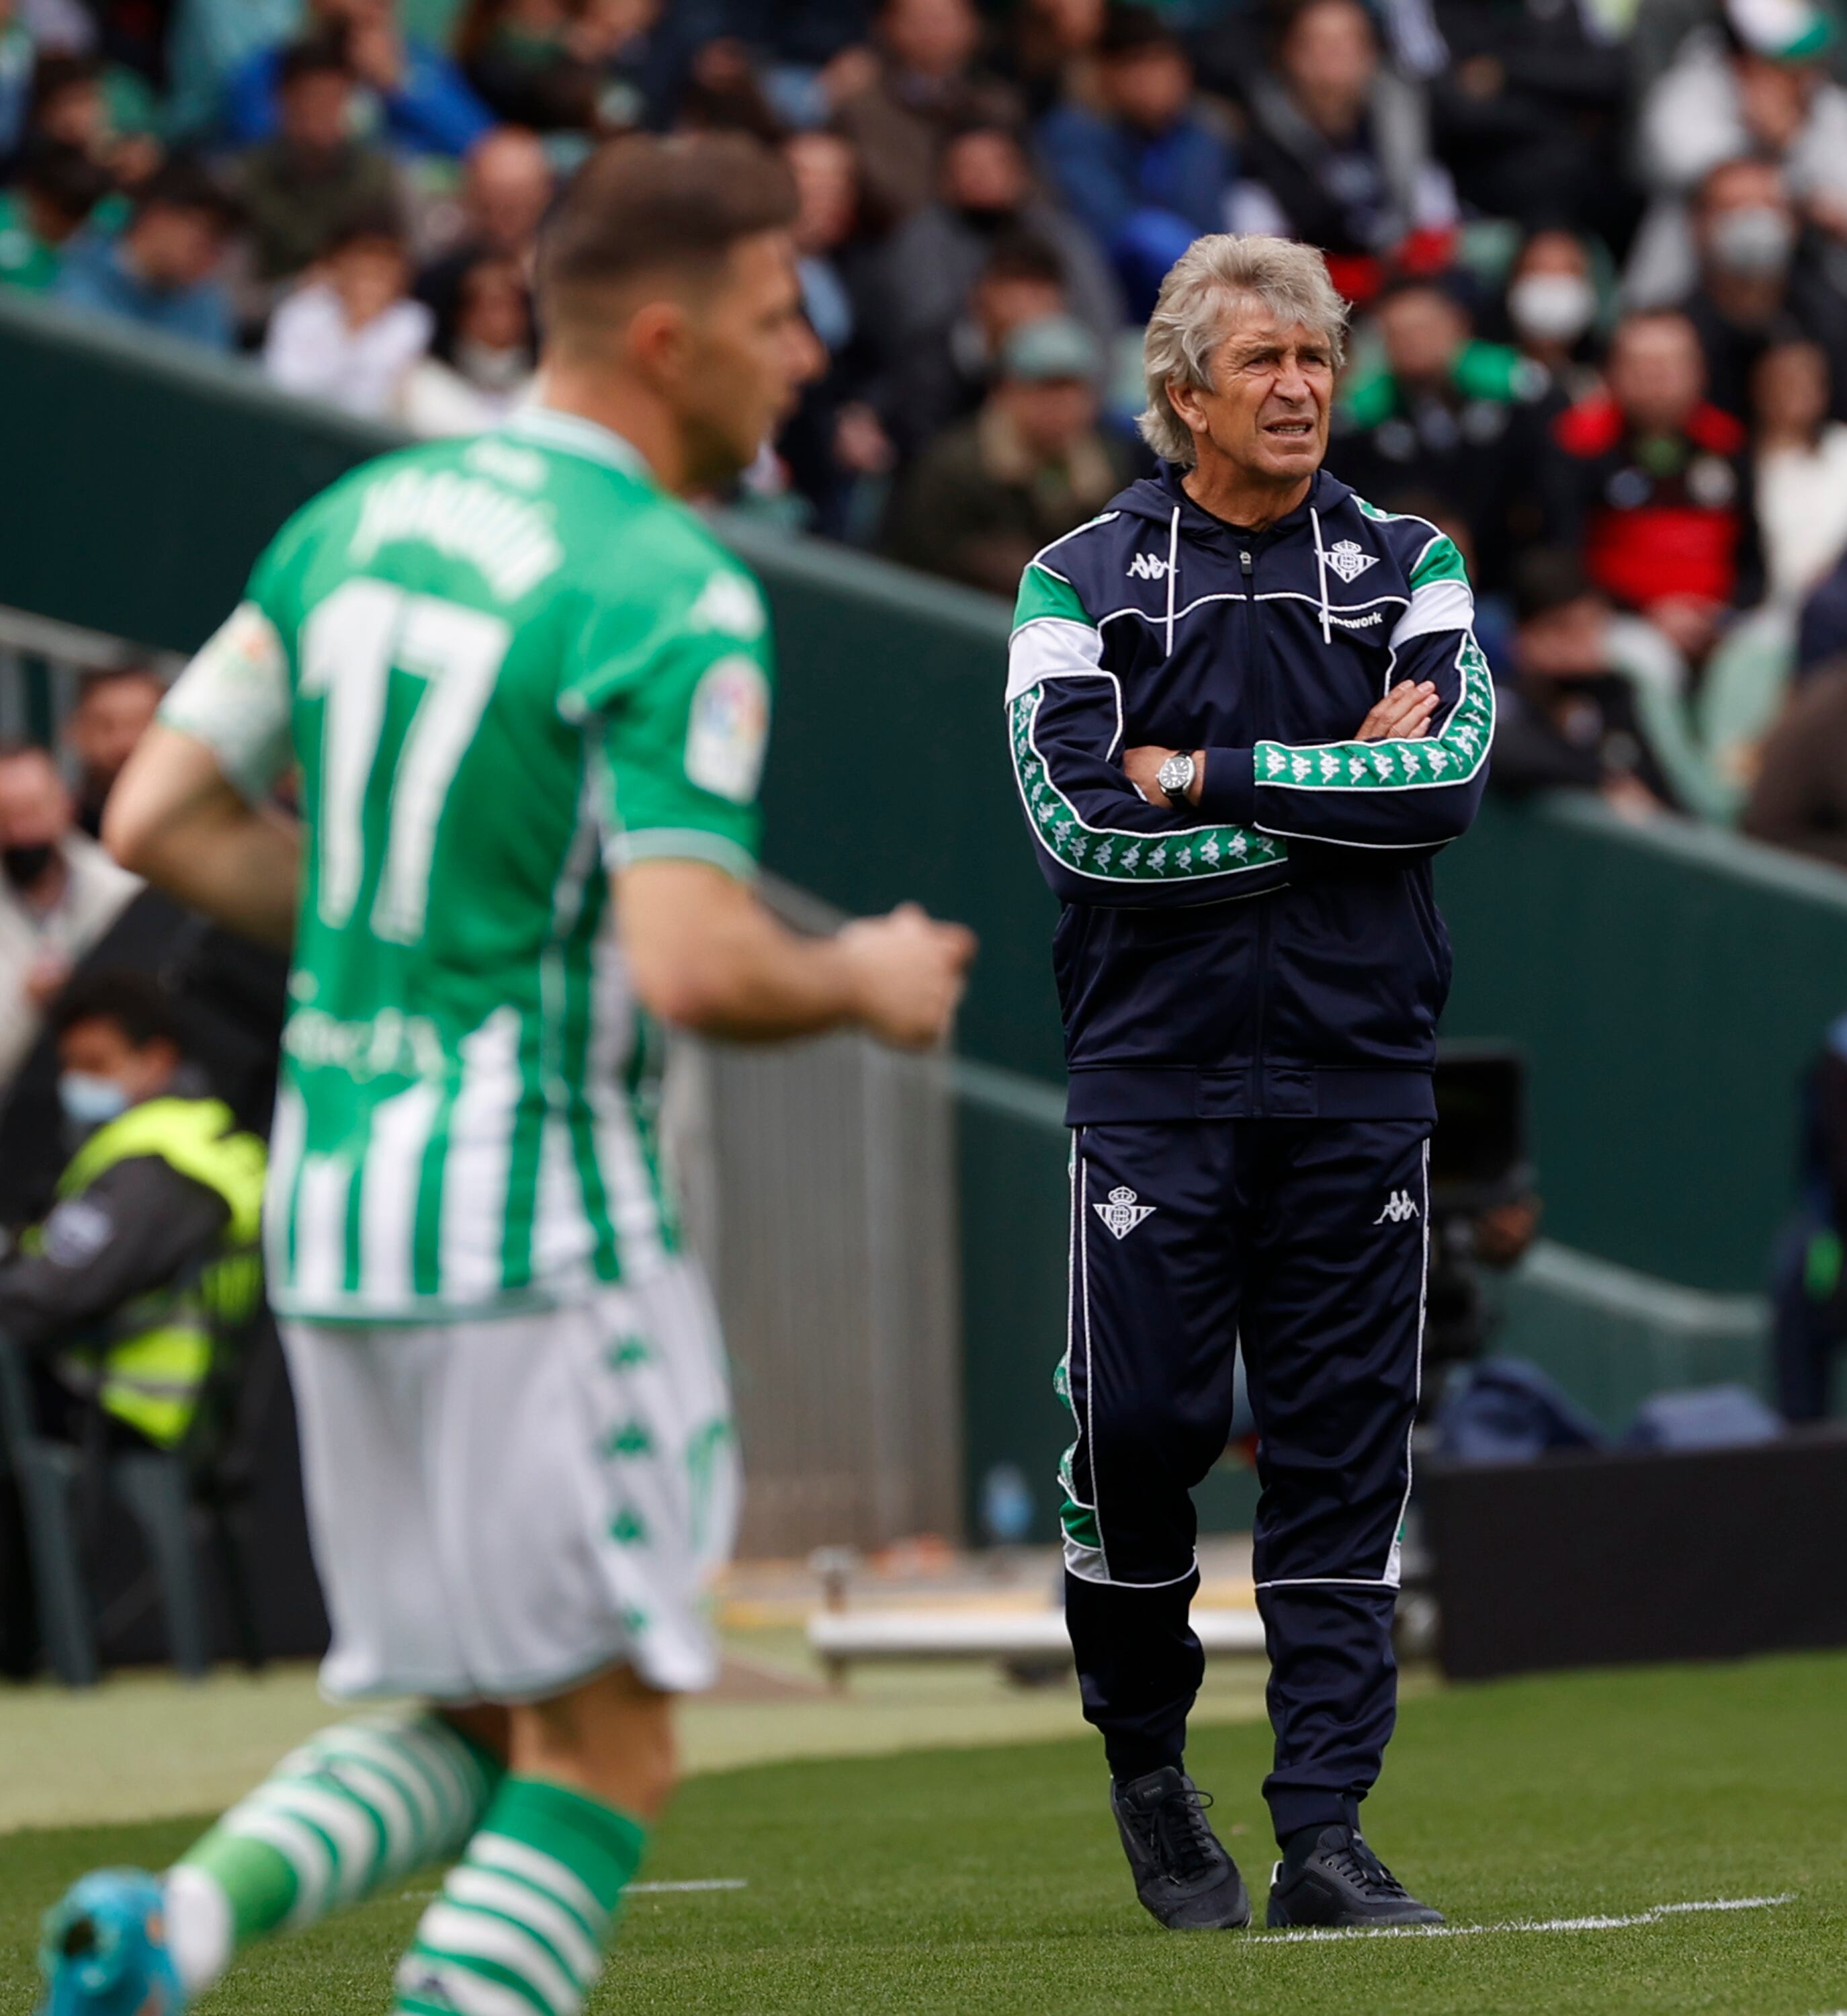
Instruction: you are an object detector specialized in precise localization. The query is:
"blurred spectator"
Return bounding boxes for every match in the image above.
[52,156,237,349]
[832,0,1021,233]
[1037,3,1230,320]
[1426,0,1629,242]
[884,312,1128,592]
[0,0,33,157]
[1232,0,1454,307]
[0,970,267,1464]
[1742,663,1847,864]
[1488,548,1695,816]
[456,0,643,133]
[1752,337,1847,607]
[1629,0,1847,305]
[0,742,138,1097]
[1675,155,1847,424]
[0,139,110,291]
[237,36,400,284]
[414,122,550,353]
[876,230,1068,464]
[21,49,161,183]
[1503,228,1605,402]
[62,667,163,839]
[1006,0,1105,116]
[1797,546,1847,677]
[1332,276,1544,587]
[776,127,892,535]
[223,0,493,157]
[395,247,531,430]
[1541,308,1758,659]
[879,118,1122,454]
[673,32,785,142]
[264,211,432,415]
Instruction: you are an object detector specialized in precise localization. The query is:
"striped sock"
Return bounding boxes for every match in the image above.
[392,1777,647,2016]
[165,1715,502,1994]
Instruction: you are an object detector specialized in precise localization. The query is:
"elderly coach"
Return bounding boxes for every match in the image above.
[1006,235,1492,1933]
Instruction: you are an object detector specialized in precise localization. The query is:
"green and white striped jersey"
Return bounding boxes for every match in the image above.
[161,409,775,1325]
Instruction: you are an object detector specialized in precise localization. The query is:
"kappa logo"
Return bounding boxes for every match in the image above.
[1094,1185,1156,1239]
[1373,1189,1420,1225]
[1127,552,1172,581]
[1324,539,1379,584]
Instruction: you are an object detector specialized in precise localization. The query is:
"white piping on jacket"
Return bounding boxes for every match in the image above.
[1164,504,1180,657]
[1309,504,1332,644]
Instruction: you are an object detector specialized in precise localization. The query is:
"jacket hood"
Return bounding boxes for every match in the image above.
[1109,462,1356,536]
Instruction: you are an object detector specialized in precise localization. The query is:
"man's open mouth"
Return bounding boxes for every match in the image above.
[1264,419,1314,437]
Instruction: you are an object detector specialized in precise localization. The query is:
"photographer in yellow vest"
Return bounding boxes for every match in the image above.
[0,972,265,1454]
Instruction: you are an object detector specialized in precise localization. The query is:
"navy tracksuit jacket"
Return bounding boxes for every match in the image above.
[1007,461,1492,1840]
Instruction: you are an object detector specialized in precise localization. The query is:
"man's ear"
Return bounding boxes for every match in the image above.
[1165,376,1210,440]
[626,297,693,390]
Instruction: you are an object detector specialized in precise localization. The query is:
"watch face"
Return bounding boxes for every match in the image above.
[1158,755,1191,794]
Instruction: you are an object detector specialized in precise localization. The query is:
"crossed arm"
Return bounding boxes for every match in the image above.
[1122,677,1443,809]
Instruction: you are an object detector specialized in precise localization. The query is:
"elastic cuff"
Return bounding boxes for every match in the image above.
[1195,746,1256,826]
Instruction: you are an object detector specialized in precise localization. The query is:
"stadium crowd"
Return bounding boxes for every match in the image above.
[6,0,1847,847]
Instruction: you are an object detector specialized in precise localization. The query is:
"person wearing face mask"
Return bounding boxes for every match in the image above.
[0,743,138,1101]
[0,972,266,1461]
[394,249,535,435]
[1503,228,1603,404]
[1677,154,1847,423]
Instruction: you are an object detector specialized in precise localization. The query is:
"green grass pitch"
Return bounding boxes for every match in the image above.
[5,1652,1847,2015]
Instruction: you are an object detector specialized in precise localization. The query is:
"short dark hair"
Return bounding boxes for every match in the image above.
[50,971,188,1056]
[977,232,1066,288]
[538,132,798,326]
[28,52,103,117]
[277,34,351,93]
[132,156,241,231]
[1098,2,1182,57]
[1514,547,1596,624]
[323,205,407,257]
[16,140,110,224]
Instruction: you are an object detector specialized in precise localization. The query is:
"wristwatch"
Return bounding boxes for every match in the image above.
[1156,751,1197,806]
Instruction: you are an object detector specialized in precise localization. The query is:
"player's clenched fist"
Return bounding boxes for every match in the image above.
[838,902,978,1050]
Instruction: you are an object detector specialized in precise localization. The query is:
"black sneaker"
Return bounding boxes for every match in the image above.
[1109,1767,1252,1931]
[1266,1824,1444,1929]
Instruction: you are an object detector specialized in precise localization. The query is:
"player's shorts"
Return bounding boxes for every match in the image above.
[280,1257,738,1706]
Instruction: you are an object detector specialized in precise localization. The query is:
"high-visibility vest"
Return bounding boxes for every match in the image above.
[43,1097,267,1450]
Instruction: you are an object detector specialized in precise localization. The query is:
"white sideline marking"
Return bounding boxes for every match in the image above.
[628,1879,748,1895]
[1253,1893,1795,1944]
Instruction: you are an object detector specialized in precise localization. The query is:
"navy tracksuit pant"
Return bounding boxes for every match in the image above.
[1058,1116,1429,1843]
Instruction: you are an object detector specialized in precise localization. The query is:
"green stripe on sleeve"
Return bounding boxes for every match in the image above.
[1254,634,1496,792]
[1013,562,1092,633]
[1410,534,1469,590]
[1011,691,1286,882]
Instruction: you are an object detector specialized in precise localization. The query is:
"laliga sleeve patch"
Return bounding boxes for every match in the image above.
[41,1196,116,1269]
[684,655,770,804]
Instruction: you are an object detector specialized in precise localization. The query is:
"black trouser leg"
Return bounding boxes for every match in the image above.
[1058,1123,1240,1781]
[1242,1120,1430,1843]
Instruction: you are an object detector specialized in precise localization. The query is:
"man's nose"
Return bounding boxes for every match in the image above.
[1272,358,1314,403]
[789,319,827,388]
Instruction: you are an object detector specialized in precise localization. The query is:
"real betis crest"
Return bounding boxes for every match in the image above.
[1094,1185,1156,1240]
[1324,540,1378,583]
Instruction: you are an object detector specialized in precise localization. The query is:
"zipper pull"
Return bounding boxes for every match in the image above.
[1239,549,1254,579]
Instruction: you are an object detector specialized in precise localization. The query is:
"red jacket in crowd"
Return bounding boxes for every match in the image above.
[1541,394,1758,612]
